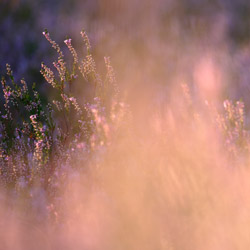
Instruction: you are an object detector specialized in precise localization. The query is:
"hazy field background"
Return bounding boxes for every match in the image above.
[1,0,250,249]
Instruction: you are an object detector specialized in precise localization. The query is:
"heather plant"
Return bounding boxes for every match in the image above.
[0,29,123,192]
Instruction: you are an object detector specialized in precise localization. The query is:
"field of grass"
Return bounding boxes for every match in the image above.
[1,3,250,249]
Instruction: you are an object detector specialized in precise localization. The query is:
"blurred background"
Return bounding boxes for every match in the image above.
[1,0,250,119]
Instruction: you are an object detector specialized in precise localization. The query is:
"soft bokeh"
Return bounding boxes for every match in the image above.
[1,0,250,249]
